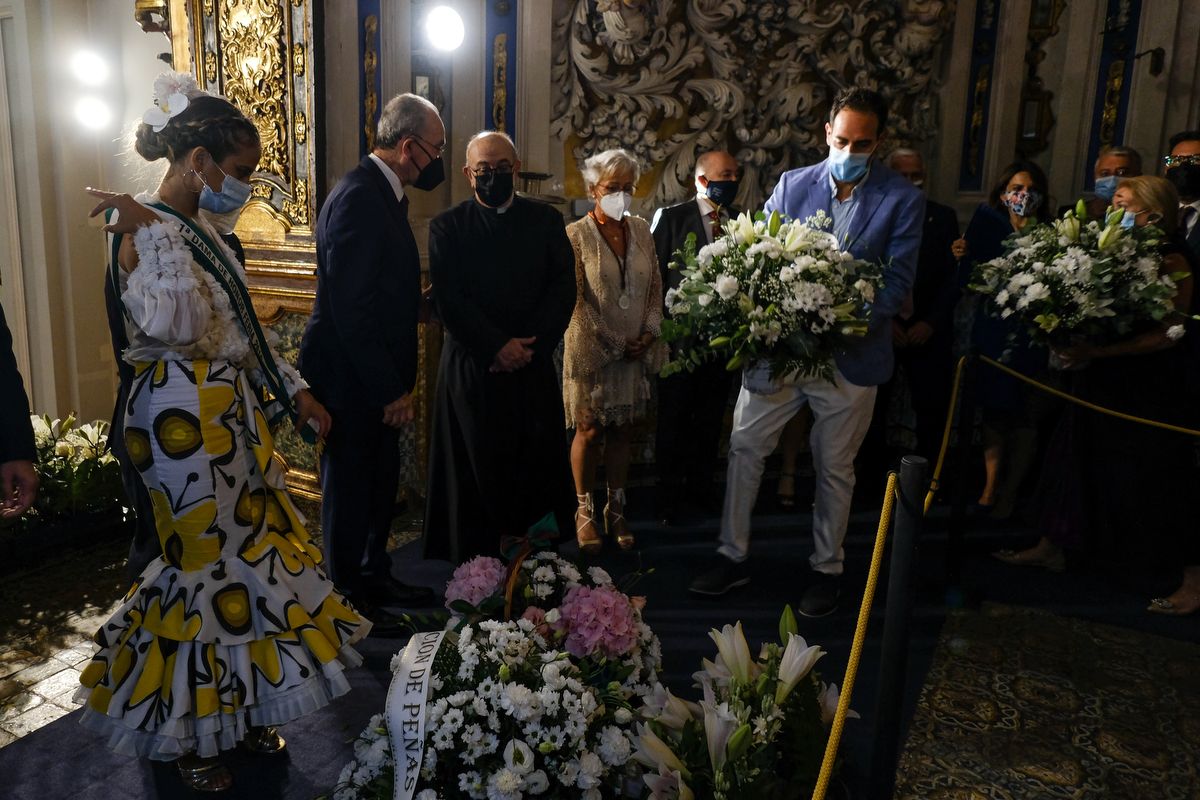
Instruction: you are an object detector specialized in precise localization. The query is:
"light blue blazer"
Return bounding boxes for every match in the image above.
[764,159,925,386]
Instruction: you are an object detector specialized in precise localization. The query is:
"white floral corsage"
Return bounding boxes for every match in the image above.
[142,71,201,132]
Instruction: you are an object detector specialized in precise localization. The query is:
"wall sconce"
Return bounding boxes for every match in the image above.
[1134,47,1165,77]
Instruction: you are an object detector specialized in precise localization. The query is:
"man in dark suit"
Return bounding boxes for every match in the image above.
[299,93,445,627]
[1165,130,1200,262]
[690,88,923,618]
[868,148,960,465]
[0,303,37,518]
[650,150,739,524]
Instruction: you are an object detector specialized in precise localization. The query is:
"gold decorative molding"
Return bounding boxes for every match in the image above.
[491,33,508,131]
[362,13,379,152]
[220,1,290,184]
[1099,59,1125,147]
[292,42,305,77]
[966,64,991,181]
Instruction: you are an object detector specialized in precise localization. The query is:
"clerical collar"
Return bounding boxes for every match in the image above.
[367,152,406,204]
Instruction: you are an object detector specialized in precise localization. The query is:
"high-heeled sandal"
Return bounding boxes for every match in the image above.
[777,471,795,509]
[176,754,233,793]
[991,547,1065,573]
[1147,593,1200,615]
[241,725,287,754]
[576,492,602,554]
[605,487,635,551]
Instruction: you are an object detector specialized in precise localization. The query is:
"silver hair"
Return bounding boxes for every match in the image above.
[580,148,641,190]
[465,130,517,161]
[1096,144,1143,174]
[887,147,923,168]
[375,93,439,150]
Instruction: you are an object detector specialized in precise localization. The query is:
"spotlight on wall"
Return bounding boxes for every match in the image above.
[74,96,113,130]
[70,51,110,86]
[425,6,465,52]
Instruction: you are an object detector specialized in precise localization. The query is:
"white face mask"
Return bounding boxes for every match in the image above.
[598,191,632,219]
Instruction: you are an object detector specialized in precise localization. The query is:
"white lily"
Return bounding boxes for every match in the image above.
[633,722,688,775]
[707,622,756,683]
[774,633,825,704]
[700,699,739,772]
[644,763,695,800]
[643,683,701,730]
[503,739,535,774]
[732,212,757,245]
[817,681,860,727]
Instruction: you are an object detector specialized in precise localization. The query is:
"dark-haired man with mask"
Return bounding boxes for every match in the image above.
[421,131,576,563]
[1165,131,1200,262]
[650,150,740,524]
[300,93,445,628]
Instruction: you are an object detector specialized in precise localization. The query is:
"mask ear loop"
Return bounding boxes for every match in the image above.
[184,169,206,194]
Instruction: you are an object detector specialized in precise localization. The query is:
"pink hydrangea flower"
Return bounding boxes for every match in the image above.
[444,556,507,609]
[555,584,639,658]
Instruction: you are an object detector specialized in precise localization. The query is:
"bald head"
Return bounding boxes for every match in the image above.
[696,151,738,180]
[888,148,925,187]
[466,130,518,165]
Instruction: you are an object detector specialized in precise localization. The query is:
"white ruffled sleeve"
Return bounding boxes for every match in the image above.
[122,220,212,346]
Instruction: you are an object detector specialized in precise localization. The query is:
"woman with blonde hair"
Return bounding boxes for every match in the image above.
[996,175,1199,615]
[563,148,665,553]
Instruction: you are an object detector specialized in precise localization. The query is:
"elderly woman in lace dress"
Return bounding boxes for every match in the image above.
[563,148,665,553]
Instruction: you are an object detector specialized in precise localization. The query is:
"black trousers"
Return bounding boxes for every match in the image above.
[655,359,734,500]
[319,407,402,596]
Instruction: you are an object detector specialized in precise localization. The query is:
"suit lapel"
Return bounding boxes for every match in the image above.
[360,156,408,229]
[845,175,886,251]
[804,163,833,224]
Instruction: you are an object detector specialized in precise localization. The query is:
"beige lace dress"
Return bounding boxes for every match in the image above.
[563,213,666,427]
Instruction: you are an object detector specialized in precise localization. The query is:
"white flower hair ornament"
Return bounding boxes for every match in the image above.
[142,71,202,132]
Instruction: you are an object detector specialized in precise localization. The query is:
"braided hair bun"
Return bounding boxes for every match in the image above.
[133,93,259,164]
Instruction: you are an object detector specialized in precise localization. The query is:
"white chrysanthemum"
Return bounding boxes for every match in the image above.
[715,274,739,299]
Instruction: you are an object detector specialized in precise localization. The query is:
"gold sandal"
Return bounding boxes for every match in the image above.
[605,488,635,551]
[242,725,287,754]
[176,754,233,793]
[576,493,602,554]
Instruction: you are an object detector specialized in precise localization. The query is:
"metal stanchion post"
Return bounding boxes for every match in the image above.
[868,456,927,799]
[946,358,974,600]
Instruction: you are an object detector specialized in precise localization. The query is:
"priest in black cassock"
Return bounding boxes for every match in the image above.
[422,131,577,563]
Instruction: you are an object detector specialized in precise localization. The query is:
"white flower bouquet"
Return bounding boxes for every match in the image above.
[971,202,1187,347]
[13,414,123,525]
[662,210,882,382]
[634,608,851,800]
[332,553,661,799]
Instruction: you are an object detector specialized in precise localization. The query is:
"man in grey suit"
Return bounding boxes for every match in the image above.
[689,87,924,617]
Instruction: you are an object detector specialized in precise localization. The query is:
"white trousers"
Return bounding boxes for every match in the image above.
[717,368,877,574]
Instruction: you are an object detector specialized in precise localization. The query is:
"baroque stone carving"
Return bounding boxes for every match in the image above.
[552,0,954,210]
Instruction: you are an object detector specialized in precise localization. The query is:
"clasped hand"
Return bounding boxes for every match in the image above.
[625,332,654,360]
[491,337,536,373]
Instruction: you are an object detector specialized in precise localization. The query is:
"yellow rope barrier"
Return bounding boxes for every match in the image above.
[812,471,898,800]
[922,354,1200,514]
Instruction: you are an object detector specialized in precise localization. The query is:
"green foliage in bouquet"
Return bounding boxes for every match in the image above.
[971,200,1191,346]
[635,607,853,800]
[4,414,124,528]
[661,210,882,382]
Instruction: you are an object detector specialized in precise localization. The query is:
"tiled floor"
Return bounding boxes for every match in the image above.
[0,536,128,748]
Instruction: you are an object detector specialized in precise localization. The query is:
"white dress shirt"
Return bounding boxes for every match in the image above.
[368,152,406,204]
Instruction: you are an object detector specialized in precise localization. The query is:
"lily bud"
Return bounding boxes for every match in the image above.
[779,605,798,643]
[726,723,752,762]
[1074,198,1087,220]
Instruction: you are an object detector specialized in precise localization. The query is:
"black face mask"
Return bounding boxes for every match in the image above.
[704,179,739,207]
[1167,164,1200,202]
[474,171,514,207]
[410,139,446,191]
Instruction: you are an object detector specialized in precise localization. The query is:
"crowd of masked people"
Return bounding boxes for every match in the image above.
[0,76,1184,789]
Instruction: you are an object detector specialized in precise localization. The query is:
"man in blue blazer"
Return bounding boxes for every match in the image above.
[690,87,924,617]
[299,93,446,629]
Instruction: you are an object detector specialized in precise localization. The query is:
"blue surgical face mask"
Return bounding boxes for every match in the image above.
[198,164,253,215]
[1119,209,1139,229]
[1093,175,1119,201]
[828,146,872,182]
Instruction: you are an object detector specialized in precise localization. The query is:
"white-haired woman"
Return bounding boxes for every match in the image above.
[564,149,665,553]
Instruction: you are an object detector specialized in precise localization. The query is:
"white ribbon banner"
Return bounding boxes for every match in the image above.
[386,630,447,800]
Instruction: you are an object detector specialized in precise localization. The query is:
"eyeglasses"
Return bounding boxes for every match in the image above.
[1162,153,1200,168]
[411,134,446,158]
[470,165,514,177]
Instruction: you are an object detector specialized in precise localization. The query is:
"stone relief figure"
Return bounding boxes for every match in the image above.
[552,0,952,211]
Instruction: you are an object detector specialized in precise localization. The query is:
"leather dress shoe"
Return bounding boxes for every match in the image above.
[349,595,416,638]
[688,556,750,596]
[365,576,437,608]
[799,575,842,618]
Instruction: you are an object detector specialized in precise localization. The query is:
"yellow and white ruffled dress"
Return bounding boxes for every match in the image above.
[75,196,370,760]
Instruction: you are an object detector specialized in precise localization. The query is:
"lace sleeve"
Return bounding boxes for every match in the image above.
[122,220,212,346]
[563,224,625,378]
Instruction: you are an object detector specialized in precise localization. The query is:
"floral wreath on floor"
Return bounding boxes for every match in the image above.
[332,550,661,799]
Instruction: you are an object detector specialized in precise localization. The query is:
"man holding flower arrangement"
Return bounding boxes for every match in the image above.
[688,87,923,619]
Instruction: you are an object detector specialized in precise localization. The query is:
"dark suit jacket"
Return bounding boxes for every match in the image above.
[0,303,34,464]
[649,198,738,298]
[907,198,961,335]
[300,157,422,410]
[1185,215,1200,265]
